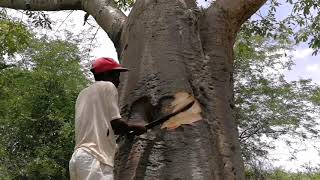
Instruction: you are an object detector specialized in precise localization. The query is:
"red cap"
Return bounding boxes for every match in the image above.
[91,57,128,74]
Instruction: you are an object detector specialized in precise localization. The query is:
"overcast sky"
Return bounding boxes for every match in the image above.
[196,0,320,86]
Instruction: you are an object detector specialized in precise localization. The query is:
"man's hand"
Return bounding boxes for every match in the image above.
[111,119,129,135]
[129,124,147,135]
[111,119,147,136]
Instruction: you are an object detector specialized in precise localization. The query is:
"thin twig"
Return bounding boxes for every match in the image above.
[88,27,100,52]
[54,10,74,35]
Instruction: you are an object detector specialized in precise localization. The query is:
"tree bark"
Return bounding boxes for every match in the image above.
[0,0,82,10]
[198,5,243,180]
[82,0,127,51]
[0,0,267,179]
[0,0,126,49]
[114,0,264,179]
[214,0,268,30]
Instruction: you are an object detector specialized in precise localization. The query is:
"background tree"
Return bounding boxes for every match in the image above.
[0,15,88,178]
[1,0,320,179]
[0,11,31,69]
[234,31,320,171]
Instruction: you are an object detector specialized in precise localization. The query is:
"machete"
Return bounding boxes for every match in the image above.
[144,100,195,129]
[119,100,194,141]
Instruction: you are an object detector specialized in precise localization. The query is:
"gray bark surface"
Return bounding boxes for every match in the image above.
[115,0,260,179]
[0,0,267,179]
[83,0,126,51]
[116,1,209,179]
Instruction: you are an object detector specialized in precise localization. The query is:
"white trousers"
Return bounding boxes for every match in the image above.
[69,148,114,180]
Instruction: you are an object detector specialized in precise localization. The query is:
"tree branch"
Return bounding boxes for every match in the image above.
[0,0,82,10]
[206,0,267,31]
[82,0,127,51]
[0,0,127,50]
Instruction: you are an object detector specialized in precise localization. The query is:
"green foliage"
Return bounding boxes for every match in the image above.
[0,19,31,57]
[0,20,88,179]
[234,31,320,165]
[246,167,320,180]
[0,11,32,72]
[24,11,52,29]
[113,0,135,10]
[244,0,320,55]
[311,87,320,106]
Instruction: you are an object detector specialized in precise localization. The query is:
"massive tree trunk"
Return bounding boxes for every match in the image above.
[0,0,266,179]
[115,0,266,179]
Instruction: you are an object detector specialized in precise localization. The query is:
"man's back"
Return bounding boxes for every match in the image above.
[74,81,121,167]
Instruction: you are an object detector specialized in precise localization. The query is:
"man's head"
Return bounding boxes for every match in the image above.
[90,57,128,88]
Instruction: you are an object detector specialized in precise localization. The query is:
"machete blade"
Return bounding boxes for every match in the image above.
[145,100,195,129]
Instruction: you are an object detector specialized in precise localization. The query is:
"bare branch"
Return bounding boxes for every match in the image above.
[54,11,74,35]
[88,27,100,52]
[216,0,267,18]
[206,0,267,31]
[0,0,82,11]
[82,0,127,49]
[0,0,127,51]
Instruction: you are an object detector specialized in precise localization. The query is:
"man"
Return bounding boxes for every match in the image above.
[69,57,146,180]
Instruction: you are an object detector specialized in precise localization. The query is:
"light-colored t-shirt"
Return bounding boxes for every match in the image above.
[74,81,121,167]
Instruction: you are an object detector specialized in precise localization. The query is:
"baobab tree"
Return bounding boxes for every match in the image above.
[0,0,267,179]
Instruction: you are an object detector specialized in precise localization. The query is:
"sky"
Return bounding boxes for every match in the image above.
[285,48,320,84]
[270,47,320,171]
[250,1,320,171]
[9,0,319,172]
[197,0,320,85]
[267,134,320,171]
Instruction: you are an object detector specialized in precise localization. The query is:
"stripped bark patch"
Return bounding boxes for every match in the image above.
[161,92,202,130]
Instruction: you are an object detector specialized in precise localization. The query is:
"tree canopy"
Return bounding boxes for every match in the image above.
[234,31,320,168]
[0,15,88,179]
